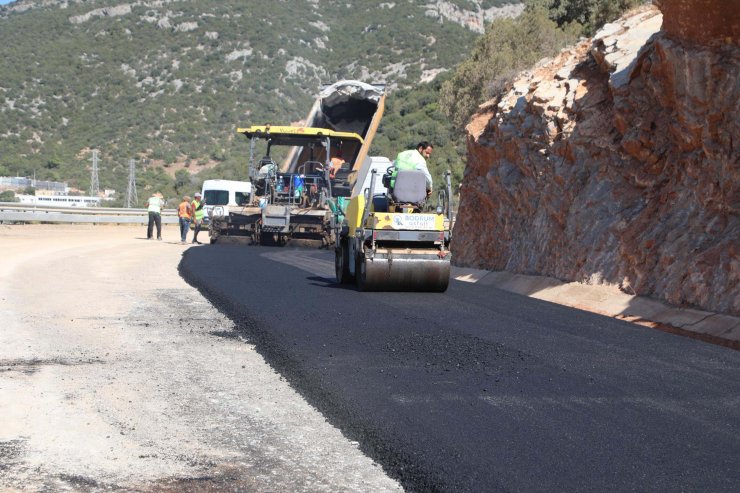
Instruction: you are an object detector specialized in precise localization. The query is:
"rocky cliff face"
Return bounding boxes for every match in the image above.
[453,3,739,315]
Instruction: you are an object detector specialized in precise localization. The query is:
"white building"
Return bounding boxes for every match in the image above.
[16,194,102,207]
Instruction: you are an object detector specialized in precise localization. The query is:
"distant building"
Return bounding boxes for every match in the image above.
[16,195,102,207]
[0,176,69,194]
[2,176,113,206]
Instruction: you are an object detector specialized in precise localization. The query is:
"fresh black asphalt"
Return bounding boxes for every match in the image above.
[179,245,740,492]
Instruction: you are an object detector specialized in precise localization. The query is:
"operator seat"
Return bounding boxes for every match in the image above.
[390,170,427,208]
[259,156,277,171]
[255,157,277,196]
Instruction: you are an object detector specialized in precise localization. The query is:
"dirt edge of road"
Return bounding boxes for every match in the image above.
[0,224,402,492]
[177,254,441,491]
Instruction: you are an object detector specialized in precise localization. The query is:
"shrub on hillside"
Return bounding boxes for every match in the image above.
[440,8,578,130]
[525,0,646,36]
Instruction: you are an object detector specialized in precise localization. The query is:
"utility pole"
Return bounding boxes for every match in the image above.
[90,150,100,198]
[125,158,137,208]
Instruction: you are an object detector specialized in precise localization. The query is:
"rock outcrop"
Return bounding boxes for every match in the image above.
[424,1,525,34]
[655,0,739,46]
[453,3,739,315]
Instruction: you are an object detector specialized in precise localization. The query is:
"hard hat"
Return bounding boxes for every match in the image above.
[194,192,202,197]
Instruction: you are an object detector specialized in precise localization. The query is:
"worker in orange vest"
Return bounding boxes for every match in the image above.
[329,151,345,179]
[177,195,193,244]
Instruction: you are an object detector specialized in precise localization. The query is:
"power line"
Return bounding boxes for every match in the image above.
[125,158,138,208]
[90,150,100,198]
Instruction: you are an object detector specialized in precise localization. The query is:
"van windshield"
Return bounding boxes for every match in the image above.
[204,190,228,205]
[235,191,250,206]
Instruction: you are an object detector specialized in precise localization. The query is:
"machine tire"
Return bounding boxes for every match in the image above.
[260,232,274,245]
[335,240,353,284]
[355,253,368,292]
[258,231,287,246]
[252,224,261,245]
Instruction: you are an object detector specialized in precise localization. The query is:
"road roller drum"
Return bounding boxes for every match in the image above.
[335,168,454,292]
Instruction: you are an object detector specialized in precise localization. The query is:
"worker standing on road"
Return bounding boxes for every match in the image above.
[145,192,164,240]
[392,141,433,197]
[177,195,192,245]
[191,192,206,244]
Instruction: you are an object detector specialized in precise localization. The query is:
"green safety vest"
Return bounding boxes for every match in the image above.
[391,149,426,188]
[147,196,163,213]
[192,199,205,220]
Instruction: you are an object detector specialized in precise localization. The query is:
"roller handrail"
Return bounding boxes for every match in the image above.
[444,170,453,222]
[360,170,377,236]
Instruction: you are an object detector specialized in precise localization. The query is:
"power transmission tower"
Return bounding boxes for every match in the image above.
[90,150,100,198]
[125,159,138,208]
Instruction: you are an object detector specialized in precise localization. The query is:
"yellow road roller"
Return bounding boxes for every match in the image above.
[334,168,453,292]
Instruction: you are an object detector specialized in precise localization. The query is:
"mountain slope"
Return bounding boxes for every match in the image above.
[0,0,522,198]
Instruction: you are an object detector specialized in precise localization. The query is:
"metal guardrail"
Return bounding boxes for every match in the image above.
[0,202,180,225]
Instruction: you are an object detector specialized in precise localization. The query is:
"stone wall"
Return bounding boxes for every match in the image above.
[453,4,739,315]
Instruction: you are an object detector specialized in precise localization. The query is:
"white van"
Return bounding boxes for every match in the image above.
[201,179,252,223]
[352,156,391,197]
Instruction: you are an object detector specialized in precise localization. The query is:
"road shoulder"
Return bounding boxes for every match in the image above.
[452,266,739,349]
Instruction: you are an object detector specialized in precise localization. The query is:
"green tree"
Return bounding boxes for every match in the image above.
[587,0,645,34]
[0,190,18,202]
[174,169,192,196]
[440,7,578,130]
[46,158,63,169]
[372,75,467,191]
[524,0,645,35]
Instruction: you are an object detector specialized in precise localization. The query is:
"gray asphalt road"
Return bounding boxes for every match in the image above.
[180,245,740,492]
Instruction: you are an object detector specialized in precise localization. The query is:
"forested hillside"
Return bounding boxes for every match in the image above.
[0,0,521,202]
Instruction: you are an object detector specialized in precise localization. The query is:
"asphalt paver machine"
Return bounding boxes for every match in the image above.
[237,125,365,246]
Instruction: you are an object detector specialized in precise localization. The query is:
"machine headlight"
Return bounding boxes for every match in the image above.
[436,206,443,215]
